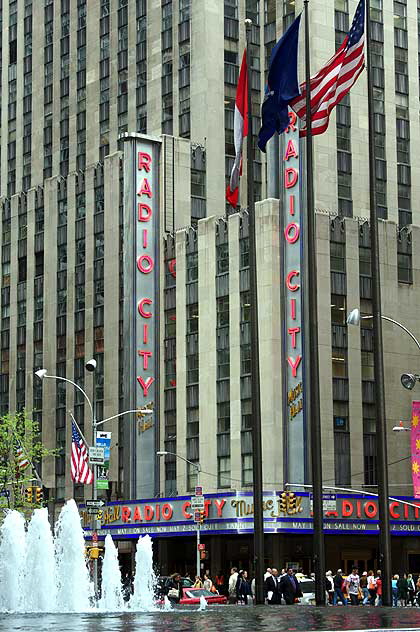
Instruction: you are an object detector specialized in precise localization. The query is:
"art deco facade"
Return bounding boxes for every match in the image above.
[0,0,419,513]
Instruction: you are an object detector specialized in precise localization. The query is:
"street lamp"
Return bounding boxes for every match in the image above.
[347,307,420,605]
[392,421,410,432]
[401,374,420,391]
[35,367,153,600]
[157,450,201,578]
[347,308,420,351]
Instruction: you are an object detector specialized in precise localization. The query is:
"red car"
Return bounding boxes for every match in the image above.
[179,587,227,605]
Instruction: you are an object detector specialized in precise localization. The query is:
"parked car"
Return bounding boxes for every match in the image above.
[176,587,227,606]
[297,578,316,605]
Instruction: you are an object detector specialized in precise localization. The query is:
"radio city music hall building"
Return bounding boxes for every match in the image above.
[1,0,420,574]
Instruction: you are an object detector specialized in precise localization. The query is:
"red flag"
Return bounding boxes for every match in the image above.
[291,0,365,136]
[226,50,248,208]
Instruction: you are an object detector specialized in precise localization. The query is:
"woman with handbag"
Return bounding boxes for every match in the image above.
[167,572,183,604]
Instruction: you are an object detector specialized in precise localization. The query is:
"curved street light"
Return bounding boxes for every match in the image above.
[35,366,154,599]
[347,308,420,351]
[157,450,201,577]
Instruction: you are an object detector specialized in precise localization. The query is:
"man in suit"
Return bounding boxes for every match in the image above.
[264,567,282,604]
[280,568,302,605]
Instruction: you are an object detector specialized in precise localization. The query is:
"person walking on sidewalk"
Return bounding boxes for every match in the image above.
[333,569,347,605]
[346,567,361,606]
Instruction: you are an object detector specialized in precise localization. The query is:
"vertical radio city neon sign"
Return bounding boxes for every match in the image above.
[123,134,160,499]
[282,110,305,485]
[137,150,155,400]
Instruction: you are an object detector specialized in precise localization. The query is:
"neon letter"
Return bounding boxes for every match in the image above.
[138,298,152,318]
[139,178,152,198]
[137,255,154,274]
[285,168,298,189]
[284,139,298,161]
[286,270,300,292]
[138,350,152,370]
[284,222,300,244]
[287,355,302,377]
[138,152,152,172]
[138,203,152,222]
[137,376,155,396]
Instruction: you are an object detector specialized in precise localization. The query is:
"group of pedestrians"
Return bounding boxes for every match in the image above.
[326,567,420,606]
[326,567,382,605]
[263,567,303,605]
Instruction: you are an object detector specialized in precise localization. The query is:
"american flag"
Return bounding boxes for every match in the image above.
[15,443,30,471]
[291,0,365,136]
[71,421,93,485]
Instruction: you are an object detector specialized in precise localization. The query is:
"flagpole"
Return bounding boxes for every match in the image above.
[365,0,391,606]
[304,0,325,605]
[245,18,265,606]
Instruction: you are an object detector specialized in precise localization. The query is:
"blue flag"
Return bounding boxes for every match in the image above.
[258,15,301,152]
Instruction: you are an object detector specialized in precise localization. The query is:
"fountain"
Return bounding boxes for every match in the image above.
[23,508,56,612]
[130,534,157,611]
[0,499,160,614]
[55,499,93,611]
[99,534,124,610]
[0,509,26,611]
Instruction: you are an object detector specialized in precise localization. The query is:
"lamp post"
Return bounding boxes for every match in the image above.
[35,367,152,600]
[157,450,201,578]
[347,307,420,605]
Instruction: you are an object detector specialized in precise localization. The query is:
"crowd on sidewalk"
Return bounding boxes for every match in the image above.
[325,567,420,606]
[161,565,420,606]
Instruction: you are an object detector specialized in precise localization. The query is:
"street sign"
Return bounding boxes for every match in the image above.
[310,493,336,512]
[190,496,205,509]
[86,507,101,515]
[89,446,105,465]
[195,486,203,496]
[198,543,205,551]
[86,499,106,508]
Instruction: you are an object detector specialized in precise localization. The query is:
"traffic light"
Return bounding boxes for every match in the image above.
[35,486,43,504]
[198,510,205,525]
[25,487,33,503]
[89,547,100,559]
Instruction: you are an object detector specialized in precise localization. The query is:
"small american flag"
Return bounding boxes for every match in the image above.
[71,421,93,485]
[291,0,365,136]
[15,444,30,471]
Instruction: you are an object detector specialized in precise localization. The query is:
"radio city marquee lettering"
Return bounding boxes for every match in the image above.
[282,110,305,484]
[81,494,420,536]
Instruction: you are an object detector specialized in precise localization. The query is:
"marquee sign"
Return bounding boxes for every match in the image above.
[123,134,161,498]
[281,110,306,484]
[80,491,420,538]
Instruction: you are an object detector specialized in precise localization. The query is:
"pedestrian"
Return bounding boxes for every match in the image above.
[264,567,282,604]
[228,567,238,604]
[346,567,361,605]
[360,571,369,605]
[280,567,302,605]
[166,572,183,605]
[326,571,334,604]
[375,570,382,606]
[203,573,213,592]
[397,573,409,607]
[367,570,376,605]
[214,570,225,595]
[408,573,416,606]
[392,574,399,607]
[333,569,347,605]
[237,570,251,605]
[264,567,272,581]
[193,575,203,588]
